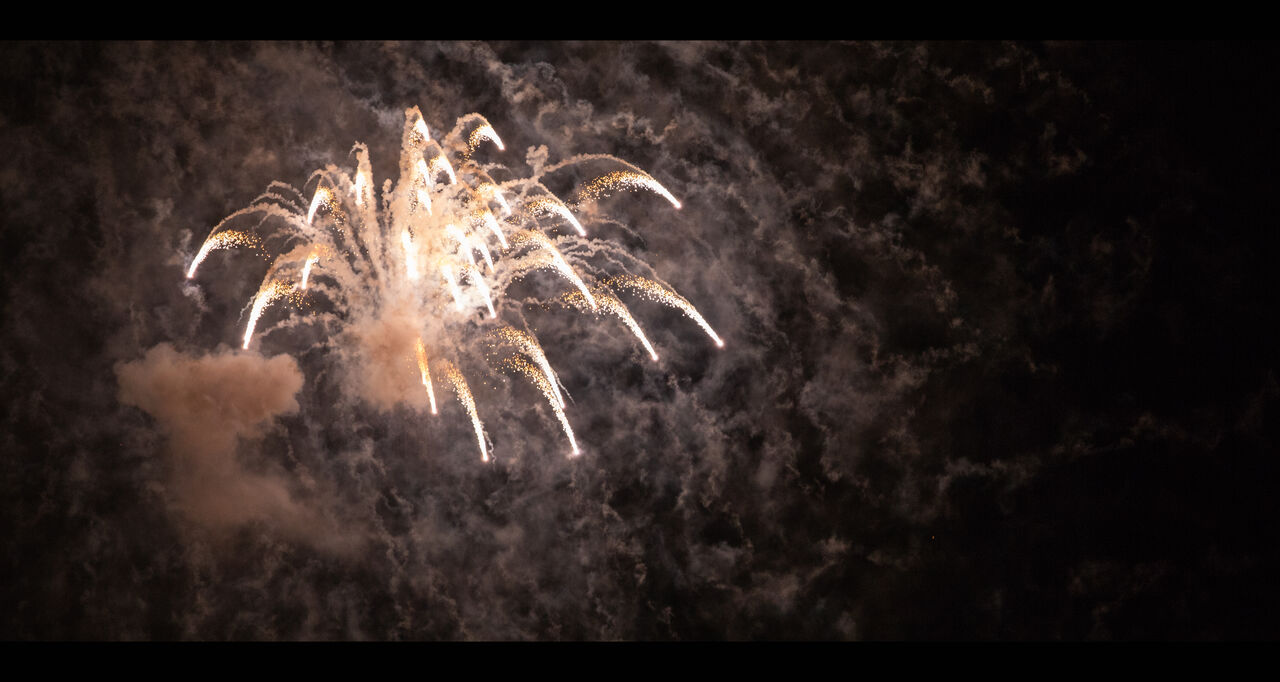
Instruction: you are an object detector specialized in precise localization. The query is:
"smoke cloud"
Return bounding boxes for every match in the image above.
[115,344,342,546]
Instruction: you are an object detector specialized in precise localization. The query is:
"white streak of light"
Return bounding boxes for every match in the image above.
[300,249,320,289]
[415,336,437,415]
[352,172,366,207]
[445,363,487,462]
[401,230,419,280]
[475,124,504,151]
[442,265,464,311]
[482,210,507,249]
[306,186,330,226]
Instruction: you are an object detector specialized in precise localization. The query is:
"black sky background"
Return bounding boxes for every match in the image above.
[2,41,1278,640]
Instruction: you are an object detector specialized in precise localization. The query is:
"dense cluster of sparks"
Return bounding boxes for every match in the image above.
[185,107,722,460]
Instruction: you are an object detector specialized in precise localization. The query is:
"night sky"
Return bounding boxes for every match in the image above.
[3,41,1278,640]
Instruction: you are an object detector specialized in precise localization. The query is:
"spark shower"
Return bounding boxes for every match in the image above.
[185,107,723,461]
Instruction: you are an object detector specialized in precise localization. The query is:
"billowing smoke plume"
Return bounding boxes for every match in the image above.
[115,344,347,549]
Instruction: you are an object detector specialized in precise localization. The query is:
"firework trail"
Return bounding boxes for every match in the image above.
[400,230,420,281]
[608,275,724,348]
[186,230,260,279]
[575,170,683,210]
[525,197,587,236]
[299,249,321,289]
[509,229,596,309]
[564,286,660,362]
[415,336,437,415]
[243,280,297,350]
[185,106,722,461]
[504,355,578,457]
[468,124,505,153]
[442,360,487,462]
[441,264,465,311]
[477,182,512,217]
[491,327,565,408]
[306,186,332,225]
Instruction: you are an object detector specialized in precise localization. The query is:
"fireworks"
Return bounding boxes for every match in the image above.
[186,107,722,461]
[607,275,725,348]
[243,280,298,350]
[299,248,321,289]
[186,230,260,279]
[575,170,683,210]
[415,336,437,415]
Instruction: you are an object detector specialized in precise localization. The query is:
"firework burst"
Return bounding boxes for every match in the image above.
[186,107,722,460]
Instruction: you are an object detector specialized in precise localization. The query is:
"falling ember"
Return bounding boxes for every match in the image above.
[468,123,505,152]
[187,230,260,279]
[479,183,511,216]
[576,170,683,210]
[352,171,367,206]
[443,361,487,462]
[565,287,660,362]
[429,154,457,186]
[243,280,295,349]
[445,224,478,270]
[401,230,419,280]
[307,186,332,226]
[441,264,464,311]
[461,263,497,318]
[608,275,724,348]
[492,327,565,408]
[415,336,437,415]
[526,197,586,236]
[415,188,432,215]
[185,106,717,461]
[510,230,596,309]
[505,355,578,457]
[476,209,507,249]
[300,249,321,289]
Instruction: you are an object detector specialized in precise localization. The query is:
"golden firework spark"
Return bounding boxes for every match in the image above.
[186,230,261,279]
[607,275,723,348]
[442,360,487,462]
[415,336,438,415]
[243,280,297,349]
[503,355,578,457]
[575,170,682,210]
